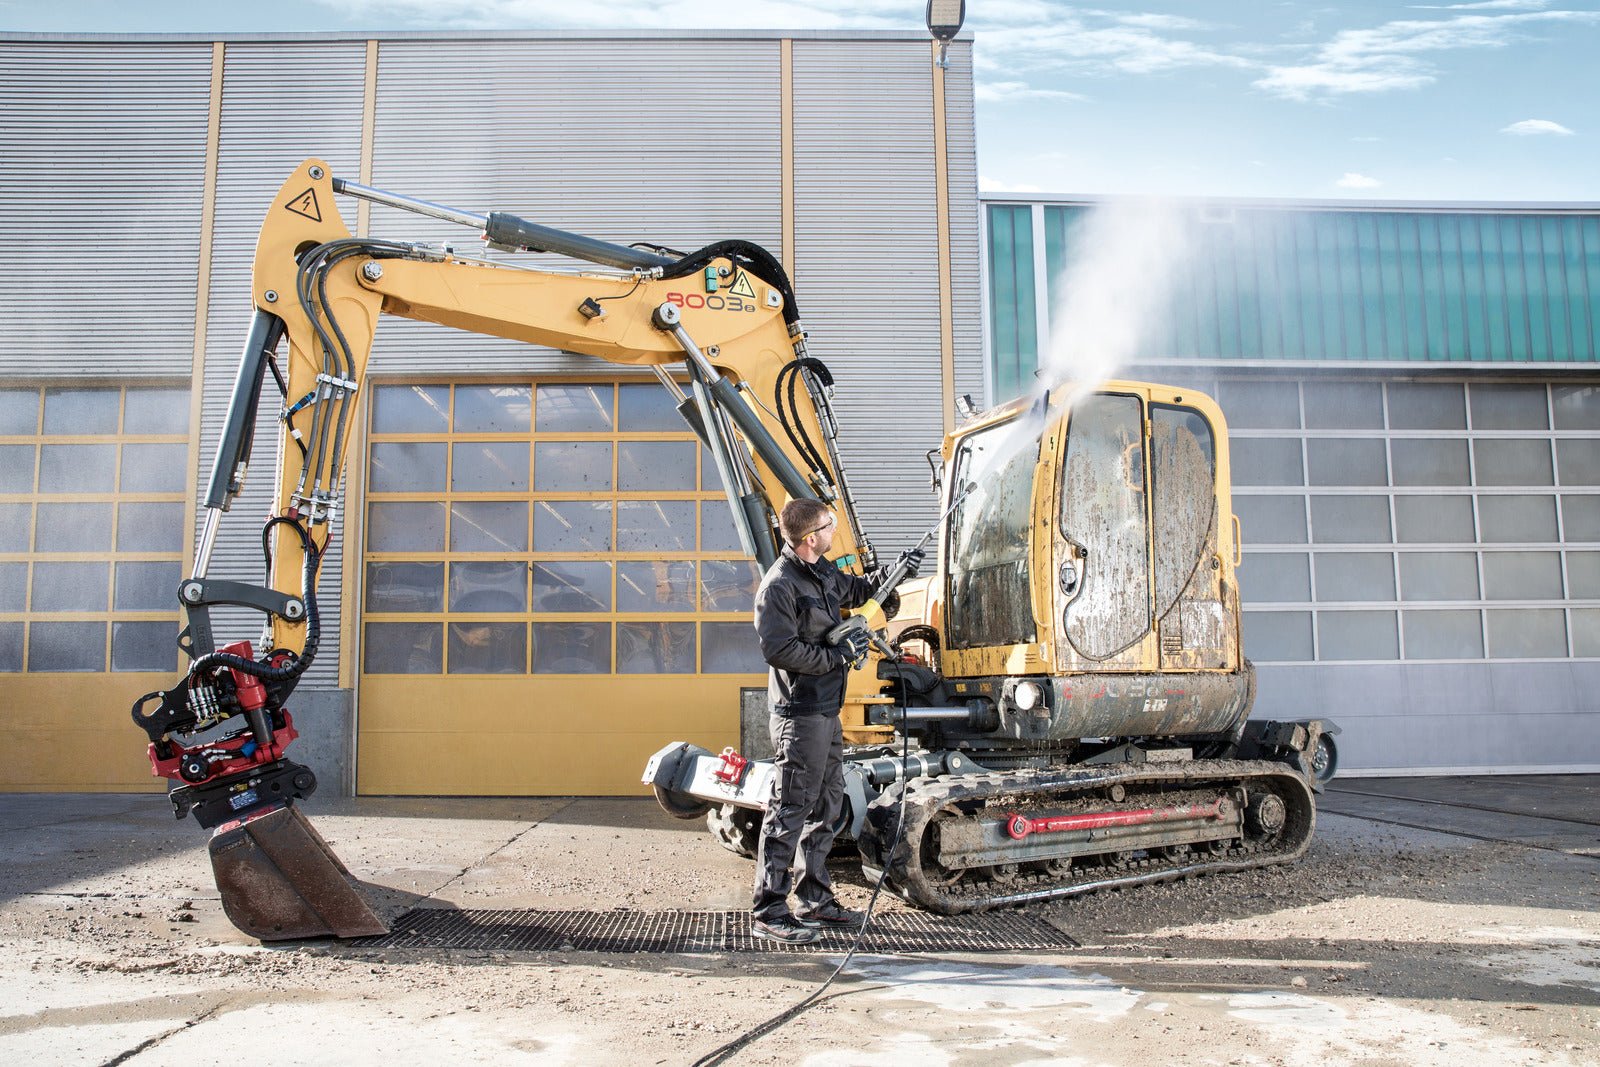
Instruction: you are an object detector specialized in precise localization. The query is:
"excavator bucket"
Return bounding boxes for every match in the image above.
[208,803,388,941]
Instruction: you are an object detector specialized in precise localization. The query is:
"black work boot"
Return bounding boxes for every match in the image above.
[751,913,820,944]
[796,901,864,928]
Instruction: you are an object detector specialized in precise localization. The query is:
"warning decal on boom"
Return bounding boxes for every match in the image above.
[285,188,322,222]
[729,272,756,299]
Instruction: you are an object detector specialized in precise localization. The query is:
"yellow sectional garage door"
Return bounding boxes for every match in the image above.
[357,379,765,795]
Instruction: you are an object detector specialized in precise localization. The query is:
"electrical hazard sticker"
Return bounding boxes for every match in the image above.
[285,187,322,222]
[728,272,756,299]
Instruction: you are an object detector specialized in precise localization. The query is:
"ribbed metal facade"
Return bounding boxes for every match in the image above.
[0,42,213,376]
[201,42,368,689]
[793,39,981,547]
[365,37,784,368]
[0,31,980,793]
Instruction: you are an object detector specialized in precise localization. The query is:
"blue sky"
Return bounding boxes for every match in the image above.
[3,0,1595,201]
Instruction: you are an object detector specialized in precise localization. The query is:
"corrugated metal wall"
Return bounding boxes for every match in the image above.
[0,29,981,704]
[364,37,784,370]
[793,40,951,549]
[199,42,367,688]
[0,42,212,376]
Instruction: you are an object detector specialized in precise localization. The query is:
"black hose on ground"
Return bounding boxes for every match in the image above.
[690,663,917,1067]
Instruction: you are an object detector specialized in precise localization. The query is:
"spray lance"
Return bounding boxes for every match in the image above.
[825,482,976,668]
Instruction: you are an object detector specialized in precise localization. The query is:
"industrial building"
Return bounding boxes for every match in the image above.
[0,30,981,796]
[5,29,1593,799]
[986,196,1600,773]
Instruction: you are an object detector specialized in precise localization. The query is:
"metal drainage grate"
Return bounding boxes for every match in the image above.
[349,908,1077,954]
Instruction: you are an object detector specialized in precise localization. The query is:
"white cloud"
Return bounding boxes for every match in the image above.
[973,9,1255,78]
[976,81,1087,103]
[1410,1,1551,10]
[1254,10,1600,101]
[1351,135,1383,142]
[1336,172,1383,188]
[1501,118,1575,135]
[1114,13,1211,32]
[979,175,1046,193]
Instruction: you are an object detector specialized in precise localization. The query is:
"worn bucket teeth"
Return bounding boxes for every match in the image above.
[209,803,388,941]
[857,759,1316,915]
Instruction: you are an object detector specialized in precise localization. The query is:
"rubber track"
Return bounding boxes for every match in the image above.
[856,759,1317,914]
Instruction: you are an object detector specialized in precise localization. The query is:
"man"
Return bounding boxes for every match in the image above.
[749,498,920,944]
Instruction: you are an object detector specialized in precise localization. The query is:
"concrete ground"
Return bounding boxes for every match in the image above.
[2,775,1596,1066]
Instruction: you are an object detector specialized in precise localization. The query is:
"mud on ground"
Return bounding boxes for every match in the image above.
[1,789,1596,1066]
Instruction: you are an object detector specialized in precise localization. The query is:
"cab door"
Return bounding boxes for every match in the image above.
[1050,388,1238,675]
[1052,391,1156,672]
[1147,392,1235,671]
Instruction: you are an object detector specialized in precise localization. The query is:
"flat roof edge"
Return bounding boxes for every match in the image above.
[979,192,1600,213]
[0,29,968,44]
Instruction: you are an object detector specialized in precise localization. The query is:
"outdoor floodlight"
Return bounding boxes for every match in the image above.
[926,0,966,67]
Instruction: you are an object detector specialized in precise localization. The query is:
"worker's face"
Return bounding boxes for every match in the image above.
[804,512,837,555]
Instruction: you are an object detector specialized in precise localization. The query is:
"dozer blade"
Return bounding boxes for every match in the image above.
[208,802,388,941]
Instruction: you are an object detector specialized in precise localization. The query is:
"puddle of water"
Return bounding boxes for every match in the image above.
[852,958,1142,1024]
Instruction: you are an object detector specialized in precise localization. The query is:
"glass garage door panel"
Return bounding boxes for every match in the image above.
[1227,376,1599,665]
[361,380,764,678]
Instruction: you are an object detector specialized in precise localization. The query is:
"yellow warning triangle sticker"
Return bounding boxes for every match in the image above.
[285,188,322,223]
[729,271,756,299]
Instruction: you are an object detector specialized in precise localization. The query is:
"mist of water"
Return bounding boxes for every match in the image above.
[971,198,1198,490]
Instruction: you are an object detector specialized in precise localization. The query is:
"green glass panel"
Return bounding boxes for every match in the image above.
[1248,214,1286,361]
[1438,215,1468,360]
[1583,219,1600,360]
[1542,218,1572,361]
[988,205,1037,400]
[1188,221,1217,361]
[1500,217,1530,361]
[989,205,1018,398]
[1522,218,1550,361]
[1293,214,1324,360]
[1207,222,1237,360]
[1561,218,1592,360]
[1355,214,1386,360]
[1458,215,1488,361]
[1397,214,1427,361]
[1314,214,1344,358]
[1376,214,1406,360]
[1169,216,1202,359]
[1232,219,1255,359]
[1417,214,1448,361]
[1276,213,1305,359]
[1479,216,1508,361]
[1333,213,1363,360]
[1241,212,1273,359]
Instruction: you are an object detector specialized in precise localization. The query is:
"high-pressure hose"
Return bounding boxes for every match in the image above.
[688,700,915,1067]
[657,239,799,329]
[775,357,834,478]
[185,517,321,685]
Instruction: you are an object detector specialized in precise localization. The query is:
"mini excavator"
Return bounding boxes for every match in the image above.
[131,160,1335,940]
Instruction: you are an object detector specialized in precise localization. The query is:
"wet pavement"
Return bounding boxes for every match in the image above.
[2,775,1596,1065]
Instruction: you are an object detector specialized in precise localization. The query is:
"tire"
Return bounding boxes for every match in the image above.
[1309,731,1339,784]
[706,803,761,859]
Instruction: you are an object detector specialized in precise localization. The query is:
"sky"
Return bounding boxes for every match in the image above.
[2,0,1596,202]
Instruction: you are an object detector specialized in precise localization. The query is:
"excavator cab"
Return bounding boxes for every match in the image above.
[934,383,1249,740]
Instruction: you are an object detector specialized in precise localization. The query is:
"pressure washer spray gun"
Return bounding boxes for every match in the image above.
[826,482,976,669]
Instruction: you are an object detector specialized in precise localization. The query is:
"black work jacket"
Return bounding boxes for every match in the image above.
[753,545,877,717]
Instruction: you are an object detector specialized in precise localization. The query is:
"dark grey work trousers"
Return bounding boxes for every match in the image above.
[751,711,843,921]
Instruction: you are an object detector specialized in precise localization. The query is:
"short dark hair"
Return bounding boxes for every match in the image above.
[779,498,831,546]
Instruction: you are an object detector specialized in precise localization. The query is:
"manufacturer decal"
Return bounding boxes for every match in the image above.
[664,291,758,313]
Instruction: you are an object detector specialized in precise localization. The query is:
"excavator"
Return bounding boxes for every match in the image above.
[131,159,1336,941]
